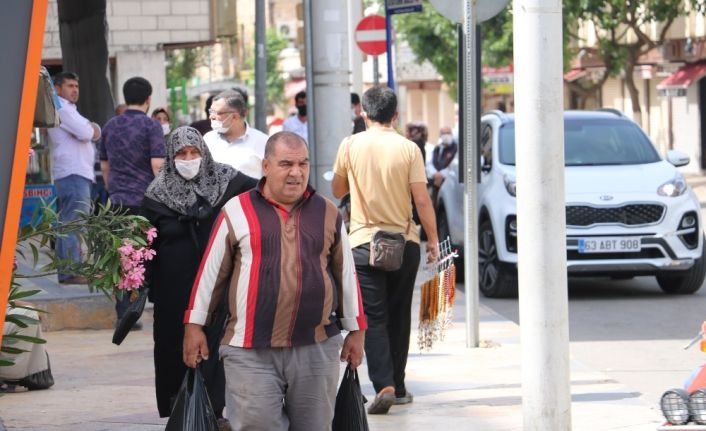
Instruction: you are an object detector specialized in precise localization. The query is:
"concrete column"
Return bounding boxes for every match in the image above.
[513,0,572,429]
[115,50,167,110]
[348,0,363,93]
[311,0,350,198]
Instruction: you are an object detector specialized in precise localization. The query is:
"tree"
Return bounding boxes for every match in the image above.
[56,0,113,126]
[166,48,206,89]
[394,1,515,98]
[563,0,706,123]
[246,29,287,113]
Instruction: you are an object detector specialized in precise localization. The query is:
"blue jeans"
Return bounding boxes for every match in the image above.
[54,174,92,282]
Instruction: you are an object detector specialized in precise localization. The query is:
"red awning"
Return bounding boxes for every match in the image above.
[657,62,706,90]
[564,68,586,82]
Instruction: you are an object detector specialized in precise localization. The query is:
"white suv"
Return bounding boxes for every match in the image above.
[436,110,705,297]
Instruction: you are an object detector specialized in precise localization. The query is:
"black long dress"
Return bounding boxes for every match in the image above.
[142,173,257,418]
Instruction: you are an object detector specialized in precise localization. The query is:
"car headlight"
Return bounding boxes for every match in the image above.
[657,175,687,197]
[504,174,516,197]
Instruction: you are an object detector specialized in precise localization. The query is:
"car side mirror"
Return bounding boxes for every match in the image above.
[666,150,690,167]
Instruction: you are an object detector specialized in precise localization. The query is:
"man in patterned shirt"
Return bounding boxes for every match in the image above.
[99,76,166,323]
[183,131,366,431]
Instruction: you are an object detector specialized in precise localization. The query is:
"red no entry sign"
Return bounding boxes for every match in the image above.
[355,15,387,56]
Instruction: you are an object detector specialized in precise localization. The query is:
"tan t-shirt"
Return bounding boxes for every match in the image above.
[333,125,428,248]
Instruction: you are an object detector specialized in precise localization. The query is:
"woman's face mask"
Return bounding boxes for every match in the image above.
[161,123,171,136]
[174,157,202,180]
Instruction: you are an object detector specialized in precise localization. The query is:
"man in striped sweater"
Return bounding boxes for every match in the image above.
[183,131,366,431]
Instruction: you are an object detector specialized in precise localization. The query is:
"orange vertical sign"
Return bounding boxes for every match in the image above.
[0,0,48,346]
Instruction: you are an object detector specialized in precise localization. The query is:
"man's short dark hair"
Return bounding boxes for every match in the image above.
[123,77,152,105]
[214,90,247,117]
[362,86,397,124]
[351,92,360,105]
[264,131,308,159]
[53,71,79,86]
[294,91,306,102]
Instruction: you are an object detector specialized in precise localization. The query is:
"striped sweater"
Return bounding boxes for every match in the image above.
[184,184,367,348]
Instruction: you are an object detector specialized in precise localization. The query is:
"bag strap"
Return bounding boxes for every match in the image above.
[345,138,411,235]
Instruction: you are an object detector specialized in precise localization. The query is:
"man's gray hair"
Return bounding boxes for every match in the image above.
[213,90,247,117]
[264,131,308,159]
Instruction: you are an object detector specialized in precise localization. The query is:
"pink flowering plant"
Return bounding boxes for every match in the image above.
[13,200,156,300]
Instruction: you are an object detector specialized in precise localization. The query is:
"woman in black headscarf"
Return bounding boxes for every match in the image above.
[142,126,257,419]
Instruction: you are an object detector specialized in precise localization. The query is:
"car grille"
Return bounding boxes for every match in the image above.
[566,204,665,227]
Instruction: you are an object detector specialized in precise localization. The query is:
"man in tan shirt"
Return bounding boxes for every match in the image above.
[332,86,439,415]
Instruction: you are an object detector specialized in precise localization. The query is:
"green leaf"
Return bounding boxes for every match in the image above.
[9,289,42,301]
[30,242,39,267]
[0,359,15,367]
[3,334,46,344]
[1,346,29,355]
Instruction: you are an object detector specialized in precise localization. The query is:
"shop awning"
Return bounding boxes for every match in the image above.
[564,68,586,82]
[657,63,706,97]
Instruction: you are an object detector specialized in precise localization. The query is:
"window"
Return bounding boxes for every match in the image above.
[498,118,661,166]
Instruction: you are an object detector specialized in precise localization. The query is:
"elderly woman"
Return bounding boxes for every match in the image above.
[142,126,256,420]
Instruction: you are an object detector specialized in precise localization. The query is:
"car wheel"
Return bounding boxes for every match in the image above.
[478,220,517,298]
[656,239,706,295]
[437,205,464,279]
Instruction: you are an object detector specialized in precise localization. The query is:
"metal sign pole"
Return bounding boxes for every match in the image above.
[462,0,479,348]
[384,0,395,89]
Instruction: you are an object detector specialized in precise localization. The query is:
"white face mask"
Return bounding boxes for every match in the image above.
[174,157,202,180]
[161,123,171,136]
[210,119,230,134]
[440,134,454,146]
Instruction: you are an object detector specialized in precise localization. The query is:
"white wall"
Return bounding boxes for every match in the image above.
[115,50,168,111]
[672,87,702,173]
[43,0,212,60]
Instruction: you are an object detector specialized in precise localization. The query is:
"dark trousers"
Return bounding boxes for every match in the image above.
[353,242,420,397]
[115,204,142,319]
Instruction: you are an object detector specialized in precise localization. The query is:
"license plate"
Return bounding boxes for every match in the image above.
[577,237,641,253]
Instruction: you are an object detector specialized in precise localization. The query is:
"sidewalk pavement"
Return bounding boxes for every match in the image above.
[5,173,706,430]
[0,284,666,430]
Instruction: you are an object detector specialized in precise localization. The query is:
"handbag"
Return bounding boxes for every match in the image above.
[165,365,219,431]
[34,66,60,128]
[332,364,369,431]
[345,139,408,272]
[112,288,148,345]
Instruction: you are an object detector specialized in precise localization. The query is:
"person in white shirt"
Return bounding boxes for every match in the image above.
[47,71,101,285]
[203,90,268,179]
[426,126,458,188]
[282,91,308,141]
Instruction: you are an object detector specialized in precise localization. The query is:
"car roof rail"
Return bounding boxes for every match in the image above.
[598,108,625,117]
[483,109,510,122]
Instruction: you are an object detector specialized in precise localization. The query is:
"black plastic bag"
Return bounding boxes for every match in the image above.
[332,365,369,431]
[112,288,148,346]
[165,366,219,431]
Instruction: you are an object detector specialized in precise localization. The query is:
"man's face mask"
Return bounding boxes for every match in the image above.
[440,134,454,146]
[297,104,307,117]
[175,157,202,180]
[211,114,233,134]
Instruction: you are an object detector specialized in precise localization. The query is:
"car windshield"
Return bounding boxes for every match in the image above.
[498,118,661,166]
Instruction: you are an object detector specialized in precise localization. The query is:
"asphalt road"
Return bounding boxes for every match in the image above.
[479,275,706,407]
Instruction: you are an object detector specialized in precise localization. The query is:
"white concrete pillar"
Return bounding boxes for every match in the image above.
[115,50,168,111]
[348,0,364,94]
[513,0,572,428]
[311,0,350,199]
